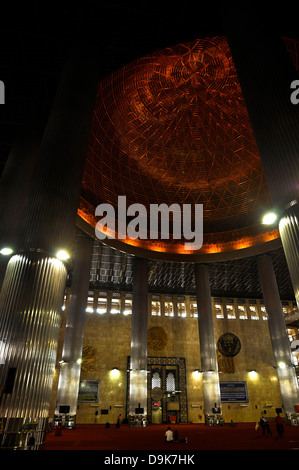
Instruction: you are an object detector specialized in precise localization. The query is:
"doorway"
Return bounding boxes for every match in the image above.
[152,407,162,424]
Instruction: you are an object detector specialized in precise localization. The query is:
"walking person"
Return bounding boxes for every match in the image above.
[264,417,272,436]
[275,412,284,436]
[260,415,266,436]
[116,414,121,429]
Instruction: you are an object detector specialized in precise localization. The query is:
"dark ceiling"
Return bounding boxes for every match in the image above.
[1,1,298,301]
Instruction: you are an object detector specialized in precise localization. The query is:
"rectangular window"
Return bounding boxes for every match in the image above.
[238,305,247,320]
[111,297,121,314]
[97,297,107,314]
[152,301,161,316]
[190,300,198,318]
[249,305,259,320]
[124,298,132,315]
[164,301,174,317]
[177,302,186,317]
[86,295,94,313]
[260,305,268,320]
[226,304,236,319]
[215,304,224,319]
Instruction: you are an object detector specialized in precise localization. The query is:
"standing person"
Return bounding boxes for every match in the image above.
[275,413,284,436]
[264,417,272,436]
[165,426,173,442]
[116,414,121,429]
[260,415,266,436]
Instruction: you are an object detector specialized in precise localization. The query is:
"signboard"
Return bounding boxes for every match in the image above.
[220,381,248,403]
[78,379,99,403]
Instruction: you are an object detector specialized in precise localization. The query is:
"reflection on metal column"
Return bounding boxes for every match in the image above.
[129,257,148,416]
[194,264,221,414]
[0,252,67,448]
[258,254,299,413]
[55,232,94,419]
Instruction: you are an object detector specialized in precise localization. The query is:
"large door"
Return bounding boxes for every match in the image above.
[152,407,162,424]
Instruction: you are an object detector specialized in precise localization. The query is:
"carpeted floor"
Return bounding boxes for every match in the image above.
[44,422,299,451]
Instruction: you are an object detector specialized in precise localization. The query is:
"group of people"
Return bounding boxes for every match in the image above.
[258,412,284,437]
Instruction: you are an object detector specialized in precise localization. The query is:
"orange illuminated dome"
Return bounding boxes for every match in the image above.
[78,36,299,261]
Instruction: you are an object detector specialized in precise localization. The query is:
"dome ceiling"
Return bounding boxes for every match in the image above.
[79,35,299,260]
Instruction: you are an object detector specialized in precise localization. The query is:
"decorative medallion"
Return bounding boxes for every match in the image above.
[151,387,163,401]
[147,327,168,351]
[217,333,241,357]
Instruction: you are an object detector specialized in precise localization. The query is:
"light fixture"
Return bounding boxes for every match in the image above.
[262,212,277,225]
[248,369,258,379]
[110,367,120,378]
[0,247,13,256]
[56,249,70,261]
[278,362,286,369]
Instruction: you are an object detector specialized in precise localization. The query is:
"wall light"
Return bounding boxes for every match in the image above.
[110,367,120,378]
[248,369,258,379]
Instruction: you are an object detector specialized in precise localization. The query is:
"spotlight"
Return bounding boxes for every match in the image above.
[56,250,70,260]
[278,362,286,369]
[0,247,13,256]
[262,212,277,225]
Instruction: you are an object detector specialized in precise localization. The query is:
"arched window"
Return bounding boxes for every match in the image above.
[151,371,161,389]
[166,371,175,392]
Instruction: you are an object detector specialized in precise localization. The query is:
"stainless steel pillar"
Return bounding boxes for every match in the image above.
[258,255,299,413]
[194,264,221,415]
[0,44,98,448]
[224,8,299,308]
[279,204,299,305]
[0,128,41,288]
[129,257,148,417]
[55,232,94,418]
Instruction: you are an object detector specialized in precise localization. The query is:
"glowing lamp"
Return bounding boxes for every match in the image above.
[262,212,277,225]
[56,250,70,260]
[0,247,13,255]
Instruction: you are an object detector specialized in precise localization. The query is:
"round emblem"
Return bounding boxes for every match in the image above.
[147,327,168,351]
[151,387,163,400]
[217,333,241,357]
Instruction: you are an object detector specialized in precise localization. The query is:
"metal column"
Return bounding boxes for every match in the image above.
[194,264,221,415]
[224,7,299,308]
[258,255,299,413]
[0,127,41,288]
[129,257,148,417]
[0,43,98,448]
[55,232,94,420]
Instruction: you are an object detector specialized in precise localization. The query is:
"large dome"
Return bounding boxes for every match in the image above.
[78,36,298,260]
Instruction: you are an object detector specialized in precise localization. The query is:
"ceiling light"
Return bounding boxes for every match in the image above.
[262,212,277,225]
[0,247,13,256]
[56,250,70,261]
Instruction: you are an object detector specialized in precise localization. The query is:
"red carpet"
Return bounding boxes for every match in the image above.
[44,422,299,451]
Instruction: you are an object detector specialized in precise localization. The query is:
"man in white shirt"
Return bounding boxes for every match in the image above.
[165,427,173,442]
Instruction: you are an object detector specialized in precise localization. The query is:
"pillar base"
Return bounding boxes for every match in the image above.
[0,417,48,450]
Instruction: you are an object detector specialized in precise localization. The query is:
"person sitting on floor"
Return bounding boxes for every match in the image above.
[165,426,173,442]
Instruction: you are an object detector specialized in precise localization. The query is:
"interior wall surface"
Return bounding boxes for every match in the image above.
[50,290,292,424]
